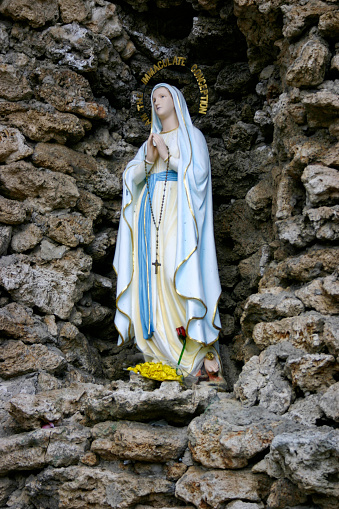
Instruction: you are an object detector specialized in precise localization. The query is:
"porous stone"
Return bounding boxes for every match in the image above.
[0,477,17,506]
[91,420,188,462]
[188,397,304,470]
[35,67,108,120]
[304,206,339,242]
[11,224,43,252]
[0,250,92,319]
[252,312,334,353]
[0,426,91,474]
[285,35,330,88]
[0,302,53,344]
[0,341,67,379]
[285,353,338,392]
[36,211,94,247]
[275,215,315,247]
[266,478,307,509]
[58,0,90,24]
[9,381,218,430]
[0,195,26,224]
[281,1,337,39]
[302,89,339,128]
[77,190,103,220]
[0,225,11,255]
[0,0,59,28]
[26,466,175,509]
[0,125,33,163]
[287,394,323,425]
[176,466,272,508]
[301,164,339,206]
[295,276,339,315]
[0,161,80,214]
[241,291,305,336]
[319,383,339,422]
[266,430,339,496]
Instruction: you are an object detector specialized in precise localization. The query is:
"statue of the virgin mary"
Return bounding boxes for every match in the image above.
[113,83,222,375]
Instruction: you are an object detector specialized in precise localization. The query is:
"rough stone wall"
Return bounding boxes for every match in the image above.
[0,0,338,508]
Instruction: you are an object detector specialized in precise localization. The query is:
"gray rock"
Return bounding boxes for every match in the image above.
[287,394,324,425]
[319,383,339,422]
[35,211,94,247]
[0,195,26,224]
[266,429,339,496]
[301,165,339,206]
[0,225,11,255]
[234,342,301,413]
[0,0,59,28]
[0,340,67,379]
[0,302,54,344]
[286,34,330,88]
[0,125,33,162]
[26,466,175,509]
[176,466,272,508]
[285,353,338,393]
[188,397,306,470]
[295,276,339,315]
[0,426,91,474]
[0,250,92,319]
[11,224,43,252]
[91,420,188,462]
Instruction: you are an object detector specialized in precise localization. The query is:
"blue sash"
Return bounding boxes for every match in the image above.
[138,170,178,339]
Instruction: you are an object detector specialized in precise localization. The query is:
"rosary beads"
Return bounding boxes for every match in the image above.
[144,146,170,274]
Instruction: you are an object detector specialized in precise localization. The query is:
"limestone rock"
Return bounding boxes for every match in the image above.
[0,0,59,28]
[275,215,315,247]
[0,225,11,255]
[91,420,188,462]
[0,195,26,225]
[302,89,339,128]
[281,1,337,39]
[43,23,112,73]
[260,246,339,288]
[58,322,102,375]
[301,164,339,206]
[245,179,273,213]
[84,3,123,40]
[287,394,323,425]
[266,430,339,496]
[318,10,339,39]
[0,426,91,474]
[86,228,117,260]
[9,381,218,429]
[11,224,43,252]
[241,291,304,336]
[35,67,108,120]
[0,302,53,344]
[266,478,307,509]
[0,161,79,213]
[36,211,94,247]
[0,341,67,379]
[58,0,90,24]
[319,383,339,422]
[77,190,103,220]
[252,312,333,353]
[0,102,87,144]
[188,397,304,470]
[0,477,17,506]
[234,343,298,414]
[286,35,330,88]
[295,276,339,315]
[0,250,92,319]
[0,125,33,163]
[225,503,263,509]
[176,466,272,508]
[0,374,37,438]
[26,466,175,509]
[304,206,339,242]
[285,353,338,392]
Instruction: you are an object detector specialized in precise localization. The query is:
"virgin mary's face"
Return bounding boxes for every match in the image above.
[152,87,175,120]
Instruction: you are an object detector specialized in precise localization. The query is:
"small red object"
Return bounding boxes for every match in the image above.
[176,326,186,338]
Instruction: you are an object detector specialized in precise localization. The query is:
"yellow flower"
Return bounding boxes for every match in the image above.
[127,362,182,382]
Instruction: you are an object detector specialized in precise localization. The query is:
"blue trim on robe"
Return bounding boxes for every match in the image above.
[138,170,178,339]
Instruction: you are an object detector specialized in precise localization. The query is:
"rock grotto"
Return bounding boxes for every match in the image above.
[0,0,338,508]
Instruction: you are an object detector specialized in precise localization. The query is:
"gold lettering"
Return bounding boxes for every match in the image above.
[191,64,197,72]
[157,60,164,70]
[141,74,150,85]
[201,89,208,96]
[153,63,160,73]
[137,104,144,111]
[181,57,187,66]
[163,58,169,67]
[141,113,151,125]
[172,56,178,65]
[149,68,155,77]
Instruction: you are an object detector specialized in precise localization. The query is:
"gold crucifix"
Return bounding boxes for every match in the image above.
[152,259,161,274]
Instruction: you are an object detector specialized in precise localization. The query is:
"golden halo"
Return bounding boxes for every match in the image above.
[134,55,209,126]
